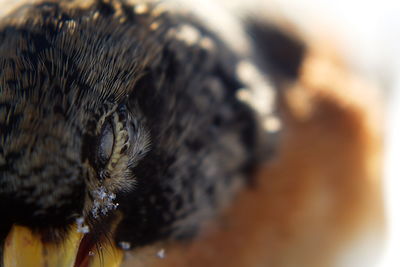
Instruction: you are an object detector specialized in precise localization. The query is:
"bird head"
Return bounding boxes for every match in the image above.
[0,1,276,266]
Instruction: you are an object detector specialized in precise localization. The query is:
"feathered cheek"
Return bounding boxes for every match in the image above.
[104,110,151,191]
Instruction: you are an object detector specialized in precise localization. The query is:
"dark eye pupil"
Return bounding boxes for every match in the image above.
[97,121,114,166]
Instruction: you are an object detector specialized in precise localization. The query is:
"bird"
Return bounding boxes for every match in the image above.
[0,0,383,267]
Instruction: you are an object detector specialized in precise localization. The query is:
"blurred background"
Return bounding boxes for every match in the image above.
[223,1,400,266]
[270,1,400,266]
[261,1,400,267]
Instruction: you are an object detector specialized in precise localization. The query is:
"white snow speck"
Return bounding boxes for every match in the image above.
[76,217,84,225]
[91,186,119,218]
[119,241,131,251]
[77,224,89,234]
[156,248,166,259]
[76,217,90,234]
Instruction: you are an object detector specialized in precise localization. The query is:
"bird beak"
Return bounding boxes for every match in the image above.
[3,225,123,267]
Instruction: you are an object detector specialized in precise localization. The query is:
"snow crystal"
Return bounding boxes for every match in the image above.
[156,249,166,259]
[119,241,131,251]
[76,217,84,225]
[91,186,119,218]
[76,217,90,234]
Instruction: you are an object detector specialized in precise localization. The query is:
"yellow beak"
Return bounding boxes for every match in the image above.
[3,225,123,267]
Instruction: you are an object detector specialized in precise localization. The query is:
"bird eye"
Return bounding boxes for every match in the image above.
[97,120,115,166]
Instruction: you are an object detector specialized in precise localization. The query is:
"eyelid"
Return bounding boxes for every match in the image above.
[97,119,115,166]
[94,105,130,173]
